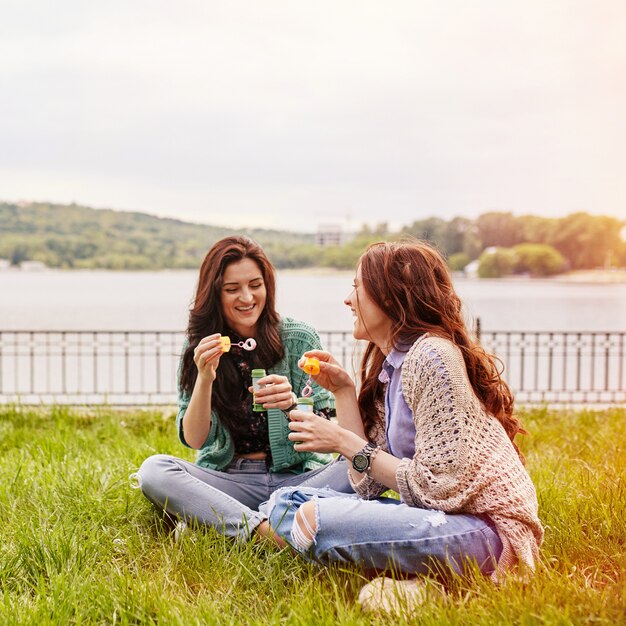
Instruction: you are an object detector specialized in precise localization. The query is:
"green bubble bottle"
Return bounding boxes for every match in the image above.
[251,369,266,412]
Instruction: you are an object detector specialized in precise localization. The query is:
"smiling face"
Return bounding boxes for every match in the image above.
[344,264,393,352]
[220,258,267,337]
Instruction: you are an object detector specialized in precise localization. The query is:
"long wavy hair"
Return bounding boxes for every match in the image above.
[179,236,283,439]
[356,239,525,460]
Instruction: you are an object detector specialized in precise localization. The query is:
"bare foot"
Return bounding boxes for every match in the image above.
[254,520,286,548]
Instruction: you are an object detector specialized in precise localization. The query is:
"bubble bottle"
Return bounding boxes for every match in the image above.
[296,397,314,412]
[251,368,267,412]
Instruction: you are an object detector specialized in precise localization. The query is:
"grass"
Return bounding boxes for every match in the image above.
[0,405,625,625]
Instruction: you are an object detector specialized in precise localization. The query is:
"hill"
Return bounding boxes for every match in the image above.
[0,202,315,269]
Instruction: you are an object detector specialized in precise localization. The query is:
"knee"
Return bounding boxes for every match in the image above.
[291,501,318,552]
[133,454,174,495]
[265,488,321,552]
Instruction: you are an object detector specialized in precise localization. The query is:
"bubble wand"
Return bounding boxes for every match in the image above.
[220,336,257,352]
[300,357,320,397]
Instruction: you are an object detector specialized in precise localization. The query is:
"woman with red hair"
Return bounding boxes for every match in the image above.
[264,239,543,610]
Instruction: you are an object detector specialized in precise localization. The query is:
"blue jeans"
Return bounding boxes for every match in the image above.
[263,487,503,577]
[136,455,353,540]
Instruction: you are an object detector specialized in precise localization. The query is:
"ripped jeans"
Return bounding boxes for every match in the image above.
[262,487,503,577]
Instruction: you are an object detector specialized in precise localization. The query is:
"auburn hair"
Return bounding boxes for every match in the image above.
[356,239,525,460]
[179,236,283,439]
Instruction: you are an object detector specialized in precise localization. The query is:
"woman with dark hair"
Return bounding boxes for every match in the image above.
[263,239,543,611]
[135,236,351,540]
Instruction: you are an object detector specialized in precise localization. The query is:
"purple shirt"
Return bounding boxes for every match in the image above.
[379,347,416,460]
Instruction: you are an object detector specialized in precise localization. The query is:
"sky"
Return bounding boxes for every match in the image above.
[1,0,625,233]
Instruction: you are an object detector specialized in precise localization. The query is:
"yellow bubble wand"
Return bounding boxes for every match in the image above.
[300,357,320,397]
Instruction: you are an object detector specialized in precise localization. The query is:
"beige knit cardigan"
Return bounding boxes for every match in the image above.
[350,334,544,579]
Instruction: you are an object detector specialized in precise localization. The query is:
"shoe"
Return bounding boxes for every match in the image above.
[358,576,445,615]
[174,520,188,543]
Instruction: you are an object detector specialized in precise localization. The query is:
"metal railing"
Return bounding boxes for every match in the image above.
[0,329,624,405]
[479,330,626,404]
[0,330,182,405]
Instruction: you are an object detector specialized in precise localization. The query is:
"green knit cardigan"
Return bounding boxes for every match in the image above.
[176,317,334,472]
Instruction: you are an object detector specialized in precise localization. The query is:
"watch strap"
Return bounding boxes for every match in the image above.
[281,402,298,418]
[281,393,300,418]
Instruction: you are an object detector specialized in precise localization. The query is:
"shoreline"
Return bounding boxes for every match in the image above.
[457,269,626,284]
[282,268,626,283]
[1,266,625,283]
[278,267,353,276]
[554,269,626,284]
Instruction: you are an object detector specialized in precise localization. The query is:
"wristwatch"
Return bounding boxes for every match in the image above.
[351,442,377,473]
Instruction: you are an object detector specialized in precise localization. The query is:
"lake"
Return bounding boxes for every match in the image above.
[0,269,625,332]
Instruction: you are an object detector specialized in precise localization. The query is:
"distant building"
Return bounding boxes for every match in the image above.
[315,223,354,247]
[0,258,10,271]
[19,261,48,271]
[463,259,480,278]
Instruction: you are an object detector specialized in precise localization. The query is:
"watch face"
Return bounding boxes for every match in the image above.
[352,453,369,473]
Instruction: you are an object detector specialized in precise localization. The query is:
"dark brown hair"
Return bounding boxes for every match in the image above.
[356,239,525,460]
[179,236,283,438]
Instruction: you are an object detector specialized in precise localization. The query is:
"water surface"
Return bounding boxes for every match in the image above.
[1,270,624,332]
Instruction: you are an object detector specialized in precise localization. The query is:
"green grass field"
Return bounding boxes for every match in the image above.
[1,405,624,625]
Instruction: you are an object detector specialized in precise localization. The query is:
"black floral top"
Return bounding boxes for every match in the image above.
[229,342,271,456]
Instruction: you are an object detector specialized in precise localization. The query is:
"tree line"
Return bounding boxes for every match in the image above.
[1,202,624,276]
[400,212,626,277]
[293,212,625,276]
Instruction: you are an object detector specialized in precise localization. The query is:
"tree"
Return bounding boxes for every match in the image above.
[512,243,565,276]
[617,241,626,267]
[515,215,557,244]
[476,212,521,249]
[447,252,470,272]
[401,217,468,257]
[547,213,624,270]
[477,247,516,278]
[10,245,29,266]
[449,216,482,259]
[402,218,447,246]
